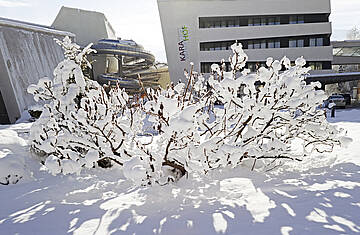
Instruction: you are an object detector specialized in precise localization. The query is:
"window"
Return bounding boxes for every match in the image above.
[310,38,316,47]
[248,41,253,49]
[200,35,327,52]
[297,39,304,47]
[268,40,274,48]
[289,15,305,24]
[309,62,316,71]
[248,63,256,72]
[268,17,275,25]
[289,39,304,48]
[228,19,235,27]
[290,16,297,24]
[316,62,323,70]
[275,16,281,25]
[206,22,214,28]
[199,14,327,29]
[201,63,211,73]
[309,62,323,70]
[201,62,231,73]
[289,40,297,48]
[261,17,267,26]
[317,38,324,46]
[310,37,324,47]
[275,40,281,48]
[253,18,261,26]
[298,16,305,24]
[261,40,266,49]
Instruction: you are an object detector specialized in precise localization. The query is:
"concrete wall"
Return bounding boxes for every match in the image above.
[52,7,119,81]
[0,19,73,123]
[52,6,117,47]
[157,0,332,82]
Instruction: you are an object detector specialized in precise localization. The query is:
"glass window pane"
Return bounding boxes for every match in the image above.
[310,38,316,47]
[227,42,233,50]
[234,19,240,27]
[261,17,267,25]
[253,18,261,26]
[248,18,253,26]
[275,41,281,48]
[275,16,281,25]
[248,41,253,49]
[268,17,275,25]
[316,62,323,70]
[253,41,260,49]
[268,40,274,48]
[249,63,255,72]
[309,62,316,71]
[298,16,305,24]
[297,39,304,47]
[228,19,235,27]
[317,38,324,46]
[289,40,297,47]
[261,40,266,48]
[290,16,297,24]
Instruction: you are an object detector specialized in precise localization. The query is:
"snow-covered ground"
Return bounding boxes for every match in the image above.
[0,109,360,235]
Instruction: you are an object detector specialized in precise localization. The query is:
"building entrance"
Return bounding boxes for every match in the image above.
[0,91,10,124]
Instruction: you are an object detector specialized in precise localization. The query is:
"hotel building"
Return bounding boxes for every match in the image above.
[157,0,333,83]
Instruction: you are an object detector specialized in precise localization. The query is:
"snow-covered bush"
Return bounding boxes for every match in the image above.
[133,43,350,184]
[28,37,143,175]
[28,37,350,185]
[0,129,33,185]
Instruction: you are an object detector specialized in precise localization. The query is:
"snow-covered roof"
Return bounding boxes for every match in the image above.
[0,17,74,37]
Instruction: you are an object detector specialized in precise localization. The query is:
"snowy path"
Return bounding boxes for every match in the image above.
[0,109,360,235]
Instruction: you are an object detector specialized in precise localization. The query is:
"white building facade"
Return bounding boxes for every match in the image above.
[157,0,333,83]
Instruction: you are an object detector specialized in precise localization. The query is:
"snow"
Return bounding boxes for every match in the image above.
[0,108,359,234]
[0,18,74,37]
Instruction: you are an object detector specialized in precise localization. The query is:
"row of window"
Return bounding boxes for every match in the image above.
[200,61,330,73]
[248,40,281,49]
[241,16,281,27]
[200,36,328,51]
[199,14,328,29]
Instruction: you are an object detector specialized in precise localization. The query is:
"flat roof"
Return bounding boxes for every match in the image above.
[0,17,74,37]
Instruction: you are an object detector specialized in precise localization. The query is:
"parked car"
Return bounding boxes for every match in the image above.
[323,95,346,109]
[339,93,351,105]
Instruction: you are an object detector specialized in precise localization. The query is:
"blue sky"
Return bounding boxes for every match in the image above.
[0,0,359,63]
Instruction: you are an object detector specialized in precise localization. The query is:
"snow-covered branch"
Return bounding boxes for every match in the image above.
[28,37,351,185]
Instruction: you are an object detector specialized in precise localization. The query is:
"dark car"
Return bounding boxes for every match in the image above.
[339,93,351,105]
[323,95,346,109]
